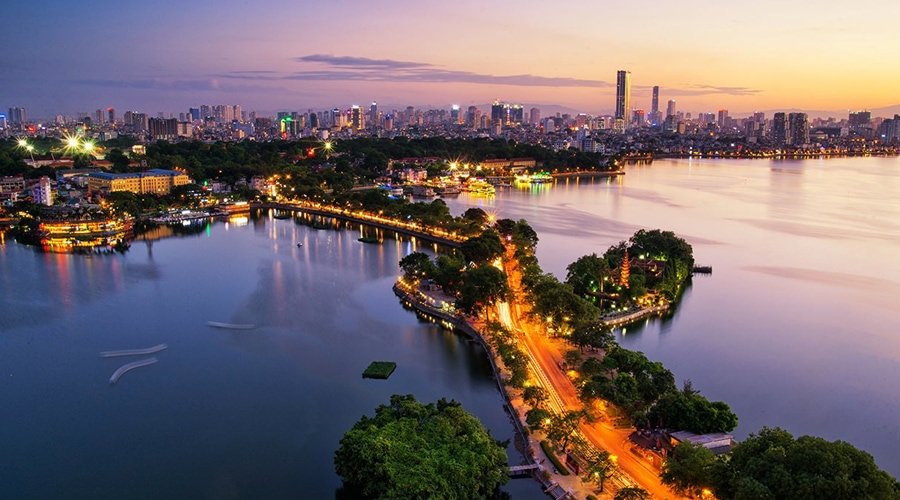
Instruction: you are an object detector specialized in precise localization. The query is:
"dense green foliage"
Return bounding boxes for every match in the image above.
[647,387,739,434]
[661,428,900,499]
[484,322,529,388]
[660,442,717,497]
[460,231,504,265]
[455,265,509,315]
[715,427,900,499]
[579,347,737,434]
[334,395,508,499]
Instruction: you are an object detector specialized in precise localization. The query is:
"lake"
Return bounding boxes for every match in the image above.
[444,156,900,477]
[0,215,544,499]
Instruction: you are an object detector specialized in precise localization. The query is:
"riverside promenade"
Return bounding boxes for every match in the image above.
[254,201,464,248]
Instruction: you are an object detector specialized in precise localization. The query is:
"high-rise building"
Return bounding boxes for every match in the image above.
[773,113,788,146]
[651,86,659,116]
[232,105,242,123]
[108,108,116,124]
[615,70,631,131]
[148,117,178,140]
[188,108,200,122]
[717,109,729,128]
[666,100,677,118]
[788,112,809,146]
[529,107,541,126]
[491,101,507,125]
[450,105,461,125]
[849,111,871,128]
[95,109,104,124]
[7,107,26,125]
[508,104,524,124]
[632,109,645,126]
[350,105,362,130]
[0,113,7,129]
[369,102,378,128]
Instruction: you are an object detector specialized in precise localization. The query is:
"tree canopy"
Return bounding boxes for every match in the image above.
[334,395,509,499]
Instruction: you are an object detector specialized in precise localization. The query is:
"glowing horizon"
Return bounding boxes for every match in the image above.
[3,0,899,117]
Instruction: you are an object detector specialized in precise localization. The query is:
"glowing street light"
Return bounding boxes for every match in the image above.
[82,140,95,153]
[17,138,29,148]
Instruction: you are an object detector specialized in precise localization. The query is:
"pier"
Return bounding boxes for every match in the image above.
[109,357,159,384]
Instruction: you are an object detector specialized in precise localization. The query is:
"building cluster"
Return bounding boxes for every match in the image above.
[3,85,899,160]
[0,168,191,208]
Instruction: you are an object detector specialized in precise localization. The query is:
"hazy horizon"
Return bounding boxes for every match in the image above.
[4,0,899,118]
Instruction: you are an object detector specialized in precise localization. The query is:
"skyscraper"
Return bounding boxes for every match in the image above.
[491,101,507,125]
[450,105,461,125]
[529,107,541,126]
[7,107,26,125]
[666,100,677,118]
[615,70,631,131]
[369,102,378,128]
[108,107,116,124]
[717,109,729,129]
[650,86,660,126]
[773,112,788,146]
[788,112,809,146]
[351,105,362,130]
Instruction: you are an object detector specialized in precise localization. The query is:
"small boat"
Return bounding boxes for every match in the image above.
[358,237,380,244]
[297,242,303,247]
[206,321,256,330]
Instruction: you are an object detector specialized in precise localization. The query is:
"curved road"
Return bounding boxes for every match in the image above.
[497,252,680,499]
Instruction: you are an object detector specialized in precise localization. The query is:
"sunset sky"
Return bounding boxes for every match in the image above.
[4,0,899,117]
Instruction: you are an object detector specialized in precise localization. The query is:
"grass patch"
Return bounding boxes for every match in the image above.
[362,361,396,379]
[540,440,570,476]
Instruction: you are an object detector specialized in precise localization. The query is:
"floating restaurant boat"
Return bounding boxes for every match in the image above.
[466,179,495,196]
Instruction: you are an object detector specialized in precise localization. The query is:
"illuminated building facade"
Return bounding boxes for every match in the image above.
[88,169,191,195]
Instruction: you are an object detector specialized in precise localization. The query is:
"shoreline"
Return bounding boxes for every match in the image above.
[392,282,568,496]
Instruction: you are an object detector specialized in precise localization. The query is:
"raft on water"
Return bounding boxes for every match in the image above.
[109,357,158,385]
[100,343,168,358]
[692,265,713,274]
[206,321,256,330]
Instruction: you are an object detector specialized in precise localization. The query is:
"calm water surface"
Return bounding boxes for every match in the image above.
[0,216,544,498]
[445,156,900,476]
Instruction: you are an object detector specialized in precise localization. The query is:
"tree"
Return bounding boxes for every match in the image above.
[105,148,131,171]
[523,385,548,408]
[398,252,434,280]
[334,395,509,499]
[462,207,489,225]
[525,408,551,430]
[660,442,716,498]
[570,321,615,351]
[648,390,738,434]
[460,231,504,265]
[455,265,509,316]
[546,410,583,452]
[614,487,650,500]
[712,427,900,500]
[584,450,615,492]
[565,253,609,299]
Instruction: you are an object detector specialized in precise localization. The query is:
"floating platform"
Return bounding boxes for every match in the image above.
[362,361,397,379]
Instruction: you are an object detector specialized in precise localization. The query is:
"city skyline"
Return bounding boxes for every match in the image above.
[4,0,899,117]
